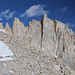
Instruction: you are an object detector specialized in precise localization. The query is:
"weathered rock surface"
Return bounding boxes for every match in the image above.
[28,20,42,49]
[0,14,75,75]
[11,17,25,40]
[4,23,12,36]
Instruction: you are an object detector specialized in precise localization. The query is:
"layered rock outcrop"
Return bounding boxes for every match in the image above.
[0,14,75,75]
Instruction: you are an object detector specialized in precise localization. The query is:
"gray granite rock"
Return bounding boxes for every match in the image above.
[0,14,75,75]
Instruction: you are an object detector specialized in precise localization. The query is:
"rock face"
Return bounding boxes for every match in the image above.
[0,14,75,75]
[4,23,12,36]
[11,17,25,40]
[28,20,42,49]
[42,14,56,54]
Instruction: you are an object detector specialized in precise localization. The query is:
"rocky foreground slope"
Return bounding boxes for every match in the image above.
[0,14,75,75]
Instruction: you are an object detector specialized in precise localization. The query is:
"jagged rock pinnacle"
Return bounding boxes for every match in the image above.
[13,17,20,25]
[44,14,47,17]
[4,23,12,35]
[0,15,75,75]
[11,17,25,40]
[5,23,10,28]
[0,23,3,29]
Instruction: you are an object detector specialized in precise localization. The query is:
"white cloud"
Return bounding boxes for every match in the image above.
[4,11,15,20]
[0,9,15,20]
[59,7,67,13]
[66,23,75,27]
[0,9,10,17]
[20,5,49,17]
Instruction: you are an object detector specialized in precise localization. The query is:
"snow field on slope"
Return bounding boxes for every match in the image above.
[0,41,14,61]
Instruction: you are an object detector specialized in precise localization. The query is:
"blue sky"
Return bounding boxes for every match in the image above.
[0,0,75,32]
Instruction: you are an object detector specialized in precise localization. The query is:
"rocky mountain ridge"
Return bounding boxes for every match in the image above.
[0,14,75,75]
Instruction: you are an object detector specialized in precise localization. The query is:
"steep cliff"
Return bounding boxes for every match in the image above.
[0,14,75,75]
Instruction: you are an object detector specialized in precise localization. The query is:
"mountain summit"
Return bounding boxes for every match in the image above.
[0,14,75,75]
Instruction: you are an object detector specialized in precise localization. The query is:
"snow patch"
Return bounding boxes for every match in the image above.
[0,41,14,61]
[0,41,13,57]
[0,57,14,61]
[53,53,58,58]
[0,29,7,33]
[9,70,14,73]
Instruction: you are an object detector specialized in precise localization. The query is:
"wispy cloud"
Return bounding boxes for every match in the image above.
[54,7,67,14]
[20,4,49,17]
[59,7,67,13]
[66,23,75,27]
[0,18,3,21]
[4,11,15,20]
[0,9,10,17]
[0,9,15,20]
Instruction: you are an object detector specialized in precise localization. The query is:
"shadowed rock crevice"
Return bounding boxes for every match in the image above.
[54,20,57,33]
[41,16,44,49]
